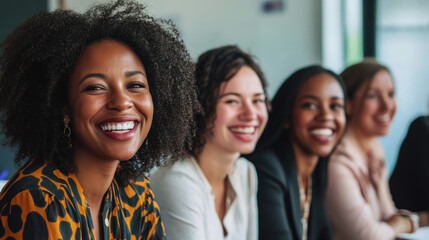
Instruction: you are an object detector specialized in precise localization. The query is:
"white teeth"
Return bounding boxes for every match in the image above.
[230,127,255,134]
[100,121,135,132]
[310,128,333,136]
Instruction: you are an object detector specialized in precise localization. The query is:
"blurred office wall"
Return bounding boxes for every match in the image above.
[3,0,427,175]
[54,0,323,96]
[377,0,429,174]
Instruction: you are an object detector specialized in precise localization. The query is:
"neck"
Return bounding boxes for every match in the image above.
[197,142,239,187]
[348,125,378,154]
[291,142,319,189]
[73,147,119,208]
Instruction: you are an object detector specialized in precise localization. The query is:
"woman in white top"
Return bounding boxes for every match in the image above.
[150,45,269,240]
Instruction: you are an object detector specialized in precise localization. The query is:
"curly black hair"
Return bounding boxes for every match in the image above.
[0,0,199,185]
[192,45,269,156]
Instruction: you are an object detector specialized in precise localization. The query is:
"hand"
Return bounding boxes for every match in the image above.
[386,211,417,234]
[418,211,429,227]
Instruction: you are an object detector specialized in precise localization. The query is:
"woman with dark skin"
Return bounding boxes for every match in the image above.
[247,66,346,240]
[0,1,199,239]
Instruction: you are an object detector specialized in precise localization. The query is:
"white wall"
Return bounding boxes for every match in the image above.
[377,0,429,173]
[51,0,323,96]
[322,0,344,72]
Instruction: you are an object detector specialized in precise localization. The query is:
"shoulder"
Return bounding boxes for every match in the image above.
[247,146,290,189]
[149,157,207,208]
[0,175,79,239]
[330,133,362,166]
[150,157,202,191]
[406,116,429,139]
[0,160,72,207]
[0,189,62,239]
[411,116,429,129]
[232,158,258,193]
[247,147,282,172]
[234,157,257,178]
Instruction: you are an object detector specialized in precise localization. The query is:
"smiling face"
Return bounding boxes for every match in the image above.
[67,40,153,162]
[205,66,268,155]
[348,70,396,137]
[290,73,346,157]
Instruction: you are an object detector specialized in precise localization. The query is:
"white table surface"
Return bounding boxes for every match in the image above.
[397,226,429,240]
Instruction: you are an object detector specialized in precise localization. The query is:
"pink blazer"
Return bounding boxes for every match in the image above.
[326,130,397,240]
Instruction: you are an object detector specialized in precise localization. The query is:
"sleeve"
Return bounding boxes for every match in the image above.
[247,162,258,240]
[390,116,429,211]
[252,152,294,240]
[150,168,206,240]
[326,157,396,240]
[0,189,75,240]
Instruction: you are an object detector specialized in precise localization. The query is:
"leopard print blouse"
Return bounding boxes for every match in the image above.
[0,160,165,240]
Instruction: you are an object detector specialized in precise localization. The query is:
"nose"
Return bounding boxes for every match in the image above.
[107,88,132,111]
[379,94,395,112]
[317,104,334,121]
[239,101,257,121]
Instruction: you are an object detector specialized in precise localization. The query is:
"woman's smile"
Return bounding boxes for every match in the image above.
[98,116,139,141]
[68,40,153,161]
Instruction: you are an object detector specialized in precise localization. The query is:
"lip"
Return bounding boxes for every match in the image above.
[309,126,336,144]
[374,115,392,126]
[98,116,139,141]
[228,125,258,142]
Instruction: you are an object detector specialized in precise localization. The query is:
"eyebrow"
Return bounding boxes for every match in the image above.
[79,71,146,84]
[300,95,344,100]
[125,71,146,78]
[219,92,265,98]
[80,73,106,84]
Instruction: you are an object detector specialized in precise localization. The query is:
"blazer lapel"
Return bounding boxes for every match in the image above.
[274,136,303,239]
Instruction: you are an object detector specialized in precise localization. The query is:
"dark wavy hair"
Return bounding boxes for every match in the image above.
[192,45,269,155]
[0,0,199,185]
[255,65,346,151]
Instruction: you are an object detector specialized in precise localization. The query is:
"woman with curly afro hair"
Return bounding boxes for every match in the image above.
[0,0,199,239]
[151,45,269,240]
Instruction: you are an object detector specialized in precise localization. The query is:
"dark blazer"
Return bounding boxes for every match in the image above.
[248,132,332,240]
[390,115,429,211]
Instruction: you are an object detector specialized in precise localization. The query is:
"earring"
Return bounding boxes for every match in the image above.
[64,116,72,149]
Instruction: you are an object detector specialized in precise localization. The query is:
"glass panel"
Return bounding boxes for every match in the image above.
[377,0,429,174]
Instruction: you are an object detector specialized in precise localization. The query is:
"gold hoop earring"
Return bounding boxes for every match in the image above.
[64,116,72,148]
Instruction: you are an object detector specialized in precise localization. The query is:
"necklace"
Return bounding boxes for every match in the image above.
[298,176,312,240]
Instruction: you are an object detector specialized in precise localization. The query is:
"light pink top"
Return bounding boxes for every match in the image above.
[326,130,397,240]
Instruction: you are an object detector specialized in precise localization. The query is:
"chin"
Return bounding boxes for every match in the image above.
[377,131,390,137]
[375,128,391,136]
[108,152,137,161]
[239,146,257,155]
[314,147,335,157]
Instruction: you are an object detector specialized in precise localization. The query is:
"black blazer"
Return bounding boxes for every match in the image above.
[390,115,429,211]
[248,133,332,240]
